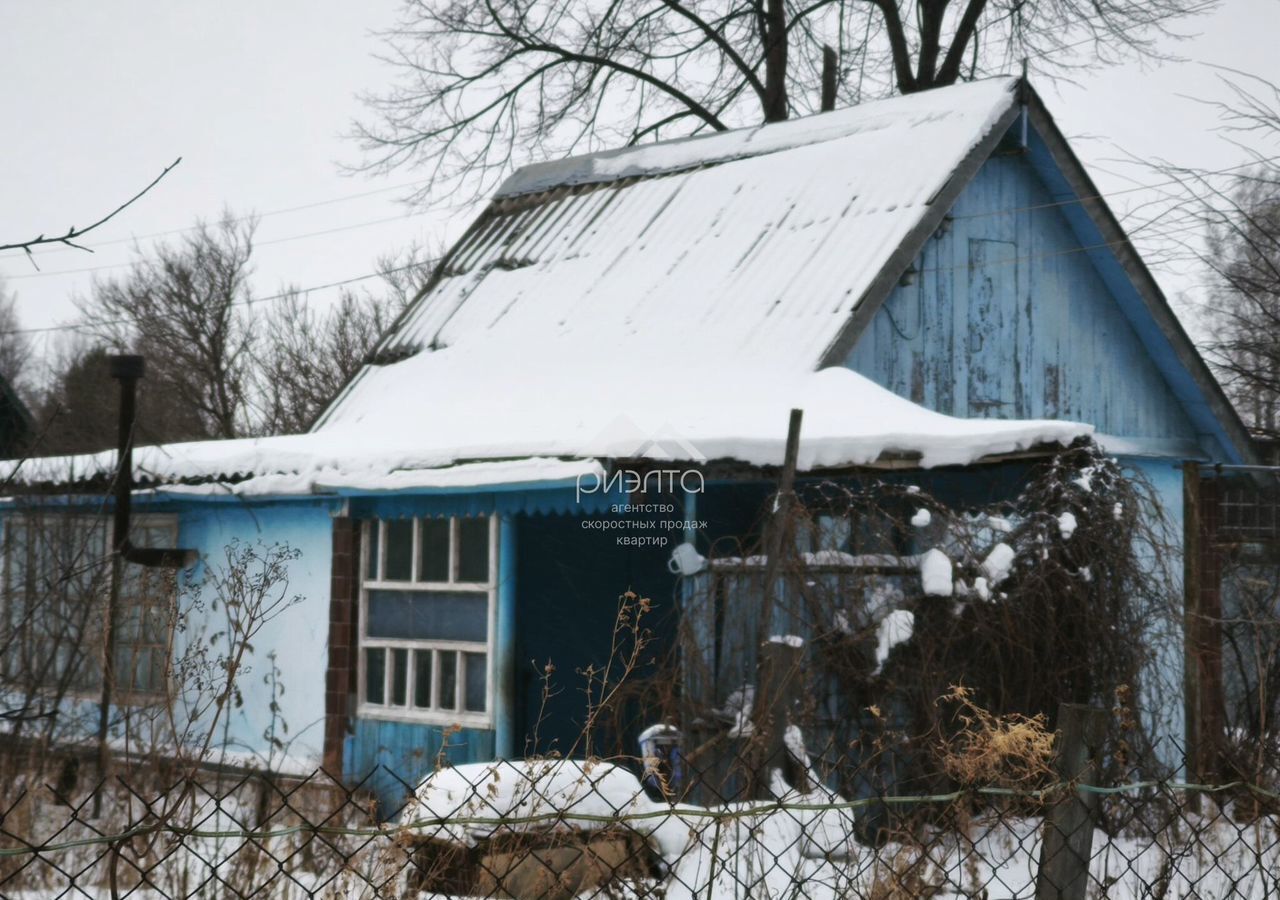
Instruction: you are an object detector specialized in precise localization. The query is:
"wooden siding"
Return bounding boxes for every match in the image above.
[847,149,1201,446]
[344,719,495,817]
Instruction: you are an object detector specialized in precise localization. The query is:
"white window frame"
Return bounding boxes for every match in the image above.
[0,512,179,702]
[357,516,497,728]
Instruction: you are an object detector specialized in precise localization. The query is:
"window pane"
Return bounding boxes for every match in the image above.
[419,518,450,582]
[366,591,488,642]
[141,604,169,645]
[365,648,386,704]
[118,646,158,694]
[457,518,490,583]
[4,521,28,594]
[464,653,487,713]
[116,605,142,643]
[365,522,380,580]
[74,648,101,692]
[115,644,140,690]
[438,651,457,710]
[391,648,408,706]
[413,650,433,708]
[148,650,166,694]
[131,521,174,549]
[384,520,413,581]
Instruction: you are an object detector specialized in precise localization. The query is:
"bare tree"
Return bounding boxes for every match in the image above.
[357,0,1212,202]
[1136,73,1280,437]
[1199,172,1280,435]
[0,283,33,399]
[31,343,207,454]
[77,214,257,441]
[252,245,431,433]
[63,215,430,443]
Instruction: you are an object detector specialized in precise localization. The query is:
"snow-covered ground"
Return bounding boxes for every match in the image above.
[391,759,1280,900]
[3,759,1277,898]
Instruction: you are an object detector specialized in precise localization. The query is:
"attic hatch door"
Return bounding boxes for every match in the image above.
[966,238,1017,416]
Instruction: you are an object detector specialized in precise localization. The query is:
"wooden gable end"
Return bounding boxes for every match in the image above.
[846,133,1213,457]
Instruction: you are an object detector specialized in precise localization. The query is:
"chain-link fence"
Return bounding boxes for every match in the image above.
[2,735,1278,900]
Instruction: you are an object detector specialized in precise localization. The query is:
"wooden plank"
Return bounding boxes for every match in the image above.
[748,410,805,799]
[1036,703,1107,900]
[819,101,1023,368]
[1182,461,1202,794]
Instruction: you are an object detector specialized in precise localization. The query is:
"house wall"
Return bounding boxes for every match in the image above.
[846,149,1202,448]
[333,487,624,816]
[846,148,1197,755]
[839,149,1208,757]
[0,496,337,769]
[513,512,678,758]
[1118,456,1186,770]
[173,498,338,768]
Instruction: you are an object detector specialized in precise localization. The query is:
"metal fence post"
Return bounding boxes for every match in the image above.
[1036,703,1107,900]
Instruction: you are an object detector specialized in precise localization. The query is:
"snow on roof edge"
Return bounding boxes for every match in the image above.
[0,451,607,498]
[496,77,1019,198]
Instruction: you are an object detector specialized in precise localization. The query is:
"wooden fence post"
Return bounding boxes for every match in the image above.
[748,636,806,799]
[1182,460,1202,806]
[746,410,805,799]
[1035,703,1107,900]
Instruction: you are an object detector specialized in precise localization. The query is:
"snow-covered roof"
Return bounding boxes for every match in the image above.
[2,363,1088,494]
[3,78,1096,494]
[353,77,1021,374]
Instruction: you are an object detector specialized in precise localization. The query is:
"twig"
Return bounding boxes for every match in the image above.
[0,158,183,268]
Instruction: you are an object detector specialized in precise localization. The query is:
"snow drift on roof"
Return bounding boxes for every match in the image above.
[497,78,1019,196]
[321,351,1090,470]
[2,359,1090,493]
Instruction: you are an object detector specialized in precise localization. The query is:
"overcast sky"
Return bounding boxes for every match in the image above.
[2,0,1278,366]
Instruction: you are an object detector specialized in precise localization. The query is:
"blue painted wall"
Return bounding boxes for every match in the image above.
[173,498,338,767]
[0,495,339,768]
[344,719,495,817]
[847,147,1202,448]
[1117,455,1187,772]
[844,141,1200,758]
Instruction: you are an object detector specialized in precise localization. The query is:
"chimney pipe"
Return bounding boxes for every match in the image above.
[821,45,838,112]
[107,355,197,568]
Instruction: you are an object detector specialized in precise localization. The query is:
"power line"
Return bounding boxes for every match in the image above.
[0,175,437,262]
[3,210,441,282]
[0,213,1212,340]
[6,129,1267,284]
[0,262,430,338]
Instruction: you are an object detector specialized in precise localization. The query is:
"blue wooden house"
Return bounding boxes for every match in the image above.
[0,78,1253,806]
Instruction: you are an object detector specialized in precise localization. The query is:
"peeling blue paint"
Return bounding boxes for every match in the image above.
[847,148,1214,457]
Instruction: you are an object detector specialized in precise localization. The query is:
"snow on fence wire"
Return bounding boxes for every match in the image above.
[0,753,1278,900]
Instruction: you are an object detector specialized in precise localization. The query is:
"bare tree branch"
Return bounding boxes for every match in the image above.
[0,159,183,268]
[356,0,1211,204]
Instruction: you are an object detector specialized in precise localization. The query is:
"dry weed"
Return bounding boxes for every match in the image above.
[936,685,1055,788]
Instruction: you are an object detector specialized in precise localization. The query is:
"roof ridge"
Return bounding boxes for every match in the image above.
[496,77,1018,198]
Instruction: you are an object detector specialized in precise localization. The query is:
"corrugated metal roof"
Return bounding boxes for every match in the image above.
[346,78,1018,390]
[6,79,1096,494]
